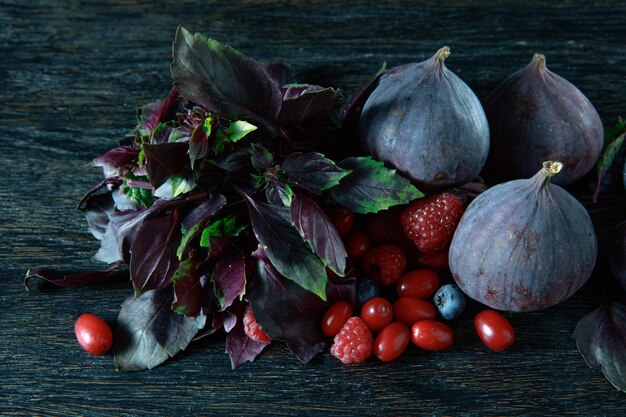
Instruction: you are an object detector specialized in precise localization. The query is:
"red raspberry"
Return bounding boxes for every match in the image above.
[243,305,272,343]
[400,193,463,253]
[365,209,412,246]
[330,317,374,364]
[362,244,407,286]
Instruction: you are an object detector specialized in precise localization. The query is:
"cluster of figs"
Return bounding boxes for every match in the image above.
[359,47,602,312]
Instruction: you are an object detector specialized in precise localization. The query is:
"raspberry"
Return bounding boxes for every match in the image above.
[362,244,407,286]
[365,209,412,246]
[330,317,374,364]
[400,193,463,253]
[243,305,272,343]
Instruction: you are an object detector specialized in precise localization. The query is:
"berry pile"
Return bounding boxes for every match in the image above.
[324,193,516,364]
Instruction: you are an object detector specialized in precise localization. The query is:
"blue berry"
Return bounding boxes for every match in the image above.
[357,278,381,308]
[433,284,466,320]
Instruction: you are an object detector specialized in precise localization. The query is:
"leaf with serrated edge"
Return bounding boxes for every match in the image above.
[330,156,423,214]
[282,152,351,193]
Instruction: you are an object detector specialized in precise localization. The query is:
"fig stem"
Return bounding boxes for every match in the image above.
[436,46,450,63]
[542,160,563,177]
[531,53,547,70]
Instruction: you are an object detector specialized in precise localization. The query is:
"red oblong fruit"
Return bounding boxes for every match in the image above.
[375,322,410,362]
[411,320,454,351]
[75,313,113,355]
[393,297,437,326]
[322,300,354,337]
[345,229,371,261]
[474,310,515,351]
[329,206,355,237]
[396,269,440,299]
[360,297,393,331]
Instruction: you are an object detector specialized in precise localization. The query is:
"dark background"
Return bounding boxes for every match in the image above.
[1,1,626,416]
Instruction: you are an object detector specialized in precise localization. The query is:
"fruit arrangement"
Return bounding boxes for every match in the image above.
[24,27,626,392]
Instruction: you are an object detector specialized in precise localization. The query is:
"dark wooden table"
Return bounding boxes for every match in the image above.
[2,1,626,416]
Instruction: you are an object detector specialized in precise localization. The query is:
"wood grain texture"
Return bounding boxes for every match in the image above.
[1,1,626,416]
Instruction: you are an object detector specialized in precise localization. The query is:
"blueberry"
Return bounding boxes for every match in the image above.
[433,284,466,320]
[357,278,381,308]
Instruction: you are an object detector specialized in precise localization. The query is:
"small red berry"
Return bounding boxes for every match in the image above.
[400,193,464,253]
[416,250,450,272]
[474,310,515,352]
[365,209,412,246]
[322,301,353,337]
[360,297,394,331]
[363,244,407,286]
[75,313,113,355]
[396,269,440,299]
[393,297,437,326]
[329,206,355,237]
[243,305,272,343]
[330,317,374,364]
[374,322,410,362]
[345,229,371,261]
[411,320,454,351]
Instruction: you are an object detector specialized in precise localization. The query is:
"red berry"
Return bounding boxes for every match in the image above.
[411,320,454,351]
[360,297,393,331]
[374,322,410,362]
[396,269,440,299]
[322,301,353,337]
[75,313,113,355]
[365,209,412,245]
[400,193,464,253]
[416,250,450,272]
[345,229,371,261]
[330,317,374,364]
[363,244,407,286]
[474,310,515,352]
[329,206,355,237]
[393,297,437,326]
[243,305,272,343]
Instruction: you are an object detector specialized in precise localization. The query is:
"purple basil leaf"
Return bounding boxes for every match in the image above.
[130,210,181,294]
[91,146,139,170]
[240,191,327,300]
[84,193,115,241]
[219,309,238,334]
[188,125,209,169]
[95,208,150,264]
[262,59,296,86]
[24,262,124,289]
[171,26,282,137]
[181,194,227,231]
[290,193,346,276]
[250,143,274,172]
[288,342,326,364]
[213,251,247,311]
[265,180,293,207]
[142,142,189,188]
[225,304,270,369]
[213,147,252,173]
[249,255,327,346]
[171,255,204,317]
[114,286,204,371]
[326,273,357,308]
[573,301,626,392]
[279,85,341,125]
[142,87,184,131]
[281,152,351,193]
[76,177,122,209]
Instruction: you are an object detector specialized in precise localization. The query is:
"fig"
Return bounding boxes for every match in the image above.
[359,47,489,190]
[609,220,626,291]
[483,54,603,185]
[449,161,597,312]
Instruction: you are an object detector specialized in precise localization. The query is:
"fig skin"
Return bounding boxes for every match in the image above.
[609,220,626,291]
[483,54,603,185]
[359,47,490,190]
[449,161,597,312]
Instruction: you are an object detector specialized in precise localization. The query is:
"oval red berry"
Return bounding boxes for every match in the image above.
[75,313,113,355]
[360,297,393,331]
[329,206,355,237]
[411,320,454,351]
[396,269,440,299]
[393,297,437,326]
[243,305,272,342]
[322,301,354,337]
[374,321,410,362]
[474,310,515,351]
[345,229,371,261]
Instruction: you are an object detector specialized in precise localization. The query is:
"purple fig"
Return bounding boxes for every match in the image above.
[449,161,597,312]
[359,47,489,190]
[609,220,626,291]
[483,54,603,185]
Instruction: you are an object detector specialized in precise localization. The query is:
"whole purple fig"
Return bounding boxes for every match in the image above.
[449,161,597,312]
[483,54,603,185]
[360,47,489,190]
[609,220,626,291]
